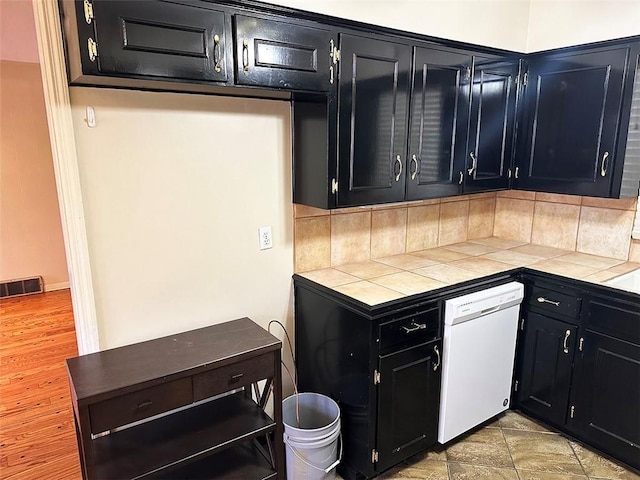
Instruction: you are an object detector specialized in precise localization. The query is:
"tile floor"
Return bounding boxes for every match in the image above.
[345,411,639,480]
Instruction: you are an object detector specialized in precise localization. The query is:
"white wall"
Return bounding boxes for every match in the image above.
[271,0,532,51]
[70,88,293,350]
[527,0,640,52]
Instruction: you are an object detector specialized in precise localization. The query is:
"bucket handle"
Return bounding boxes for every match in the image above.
[283,432,343,474]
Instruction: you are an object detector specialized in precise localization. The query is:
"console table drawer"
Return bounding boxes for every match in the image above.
[89,378,193,433]
[193,353,274,401]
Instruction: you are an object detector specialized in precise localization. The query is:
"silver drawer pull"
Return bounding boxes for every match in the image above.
[537,296,560,306]
[433,345,440,371]
[401,321,426,333]
[563,329,571,354]
[229,373,244,384]
[135,400,153,411]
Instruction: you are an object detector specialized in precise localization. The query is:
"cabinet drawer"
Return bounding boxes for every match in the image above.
[89,377,193,433]
[379,307,440,350]
[584,297,640,344]
[193,353,274,401]
[528,286,580,319]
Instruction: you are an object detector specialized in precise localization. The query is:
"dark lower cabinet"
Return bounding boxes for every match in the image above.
[294,276,442,479]
[516,312,577,427]
[377,339,441,472]
[516,274,640,471]
[234,15,335,91]
[568,295,640,469]
[570,330,640,469]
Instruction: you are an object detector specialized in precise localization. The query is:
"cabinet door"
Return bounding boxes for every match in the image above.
[337,34,411,206]
[376,340,441,472]
[570,331,640,469]
[91,1,230,82]
[405,47,471,199]
[235,15,334,91]
[516,46,630,196]
[516,312,577,427]
[465,59,519,192]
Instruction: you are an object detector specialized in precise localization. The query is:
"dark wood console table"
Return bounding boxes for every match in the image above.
[66,317,283,479]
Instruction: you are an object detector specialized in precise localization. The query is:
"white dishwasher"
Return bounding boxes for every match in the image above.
[438,281,524,444]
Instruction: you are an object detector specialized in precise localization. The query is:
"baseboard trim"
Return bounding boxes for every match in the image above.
[45,282,70,292]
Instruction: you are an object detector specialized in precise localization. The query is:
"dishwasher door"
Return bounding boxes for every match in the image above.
[438,281,524,444]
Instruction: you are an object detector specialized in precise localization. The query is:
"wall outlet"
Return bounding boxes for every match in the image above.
[258,226,272,250]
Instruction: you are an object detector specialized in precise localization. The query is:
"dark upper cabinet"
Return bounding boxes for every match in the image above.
[296,37,519,208]
[465,59,519,192]
[405,47,472,200]
[336,34,412,206]
[234,15,335,91]
[65,0,232,85]
[515,42,640,197]
[516,312,577,427]
[376,339,441,472]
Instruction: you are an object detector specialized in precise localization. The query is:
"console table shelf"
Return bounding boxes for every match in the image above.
[66,318,283,480]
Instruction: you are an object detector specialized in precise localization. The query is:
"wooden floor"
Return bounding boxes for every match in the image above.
[1,289,82,479]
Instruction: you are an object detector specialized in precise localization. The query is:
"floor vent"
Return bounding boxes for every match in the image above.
[0,276,44,299]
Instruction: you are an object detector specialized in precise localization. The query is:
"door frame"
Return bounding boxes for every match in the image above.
[32,0,100,354]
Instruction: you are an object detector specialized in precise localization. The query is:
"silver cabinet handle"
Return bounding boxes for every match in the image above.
[410,154,418,180]
[537,296,560,306]
[394,155,402,181]
[515,166,519,179]
[242,38,249,72]
[563,329,571,354]
[600,151,609,177]
[401,321,426,334]
[458,171,464,185]
[433,345,440,371]
[213,34,222,73]
[468,152,477,176]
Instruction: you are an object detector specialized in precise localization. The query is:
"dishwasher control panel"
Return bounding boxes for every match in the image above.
[444,282,524,325]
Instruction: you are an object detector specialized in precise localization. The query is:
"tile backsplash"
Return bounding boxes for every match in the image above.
[293,191,639,273]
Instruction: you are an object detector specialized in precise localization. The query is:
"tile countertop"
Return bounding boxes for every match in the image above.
[296,237,640,306]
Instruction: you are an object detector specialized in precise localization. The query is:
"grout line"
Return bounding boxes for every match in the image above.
[568,440,590,478]
[500,422,518,472]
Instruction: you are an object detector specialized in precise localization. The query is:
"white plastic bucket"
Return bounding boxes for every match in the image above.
[282,392,342,480]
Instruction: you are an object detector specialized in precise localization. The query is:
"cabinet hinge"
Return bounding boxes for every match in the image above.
[332,47,341,64]
[87,38,98,62]
[374,370,381,385]
[570,405,575,419]
[514,380,519,392]
[523,72,528,86]
[579,337,584,352]
[371,449,379,463]
[331,178,338,194]
[329,39,337,84]
[83,0,94,23]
